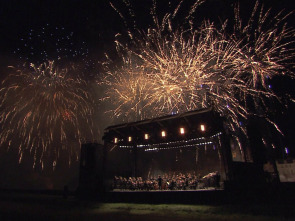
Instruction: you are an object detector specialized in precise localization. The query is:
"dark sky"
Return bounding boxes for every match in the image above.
[0,1,116,67]
[0,0,294,190]
[1,0,294,63]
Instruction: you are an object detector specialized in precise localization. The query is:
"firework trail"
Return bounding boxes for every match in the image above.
[0,61,95,168]
[100,0,295,151]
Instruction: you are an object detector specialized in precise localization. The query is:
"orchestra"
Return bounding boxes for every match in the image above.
[112,171,221,191]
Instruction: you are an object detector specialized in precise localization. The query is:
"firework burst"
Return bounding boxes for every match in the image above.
[100,0,295,151]
[0,61,95,168]
[101,55,155,121]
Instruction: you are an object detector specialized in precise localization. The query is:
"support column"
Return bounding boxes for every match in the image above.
[77,143,104,199]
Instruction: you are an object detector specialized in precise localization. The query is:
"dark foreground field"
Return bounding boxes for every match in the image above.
[0,192,295,221]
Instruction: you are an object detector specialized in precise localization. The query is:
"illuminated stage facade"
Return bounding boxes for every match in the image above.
[78,109,293,203]
[103,108,231,192]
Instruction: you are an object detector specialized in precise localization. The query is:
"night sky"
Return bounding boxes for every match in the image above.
[1,0,294,64]
[0,0,294,190]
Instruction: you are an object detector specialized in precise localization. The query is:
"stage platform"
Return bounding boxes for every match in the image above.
[104,188,226,204]
[112,187,221,192]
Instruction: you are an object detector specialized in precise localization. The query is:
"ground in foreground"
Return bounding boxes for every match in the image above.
[0,192,294,221]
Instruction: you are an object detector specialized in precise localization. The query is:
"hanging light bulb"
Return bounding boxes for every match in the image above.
[180,127,185,135]
[144,133,149,140]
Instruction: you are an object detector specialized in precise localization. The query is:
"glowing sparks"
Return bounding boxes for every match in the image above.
[100,0,295,149]
[0,61,95,168]
[14,24,89,63]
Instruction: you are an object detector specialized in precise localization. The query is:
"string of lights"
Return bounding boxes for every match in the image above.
[144,141,215,152]
[117,131,222,151]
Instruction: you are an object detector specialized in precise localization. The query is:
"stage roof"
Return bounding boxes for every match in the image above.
[103,108,224,146]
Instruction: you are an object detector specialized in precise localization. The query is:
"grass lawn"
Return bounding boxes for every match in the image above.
[0,192,294,221]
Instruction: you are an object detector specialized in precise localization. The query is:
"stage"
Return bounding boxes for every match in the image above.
[112,187,221,192]
[104,188,226,204]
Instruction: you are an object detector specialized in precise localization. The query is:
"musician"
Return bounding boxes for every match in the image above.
[215,171,220,188]
[185,175,189,190]
[170,179,176,190]
[143,180,149,190]
[157,175,163,190]
[113,176,119,189]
